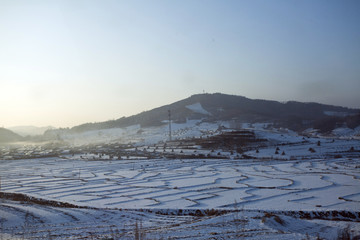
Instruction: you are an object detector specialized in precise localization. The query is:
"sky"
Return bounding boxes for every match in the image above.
[1,0,360,128]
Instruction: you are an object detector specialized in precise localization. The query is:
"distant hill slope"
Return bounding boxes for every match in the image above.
[68,93,359,133]
[9,126,55,137]
[0,128,24,143]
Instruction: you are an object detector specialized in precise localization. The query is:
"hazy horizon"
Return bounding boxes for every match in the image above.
[3,92,360,130]
[1,1,360,128]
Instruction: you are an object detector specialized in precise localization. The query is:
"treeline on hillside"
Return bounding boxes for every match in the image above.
[313,114,360,133]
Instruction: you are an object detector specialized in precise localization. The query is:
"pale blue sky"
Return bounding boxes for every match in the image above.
[1,0,359,127]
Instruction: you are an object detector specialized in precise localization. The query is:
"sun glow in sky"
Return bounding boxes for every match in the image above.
[1,0,360,128]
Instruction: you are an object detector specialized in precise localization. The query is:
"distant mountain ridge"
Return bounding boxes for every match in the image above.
[9,125,55,137]
[67,93,360,133]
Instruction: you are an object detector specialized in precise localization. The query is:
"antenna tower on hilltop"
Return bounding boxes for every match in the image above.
[168,110,172,141]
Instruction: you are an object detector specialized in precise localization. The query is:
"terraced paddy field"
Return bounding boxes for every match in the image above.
[1,155,360,239]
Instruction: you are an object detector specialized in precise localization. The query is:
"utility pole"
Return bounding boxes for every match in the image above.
[168,110,172,142]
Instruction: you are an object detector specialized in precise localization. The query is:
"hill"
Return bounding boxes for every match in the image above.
[68,93,359,133]
[0,128,24,143]
[9,126,55,137]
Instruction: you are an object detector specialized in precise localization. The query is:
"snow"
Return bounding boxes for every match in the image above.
[53,119,230,146]
[1,156,359,211]
[1,120,360,239]
[1,201,359,239]
[332,126,360,138]
[186,102,212,115]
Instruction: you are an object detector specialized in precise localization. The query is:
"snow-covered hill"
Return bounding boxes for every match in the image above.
[46,118,360,148]
[64,93,360,134]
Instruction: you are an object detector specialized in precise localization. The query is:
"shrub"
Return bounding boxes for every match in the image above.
[261,212,285,226]
[309,148,316,153]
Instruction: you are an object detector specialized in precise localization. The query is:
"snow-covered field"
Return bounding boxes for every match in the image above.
[1,121,360,239]
[1,155,360,239]
[1,157,359,211]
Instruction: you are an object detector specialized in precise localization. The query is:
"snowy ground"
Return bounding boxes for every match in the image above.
[1,156,360,239]
[1,157,359,211]
[52,119,360,146]
[1,200,359,240]
[1,121,360,239]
